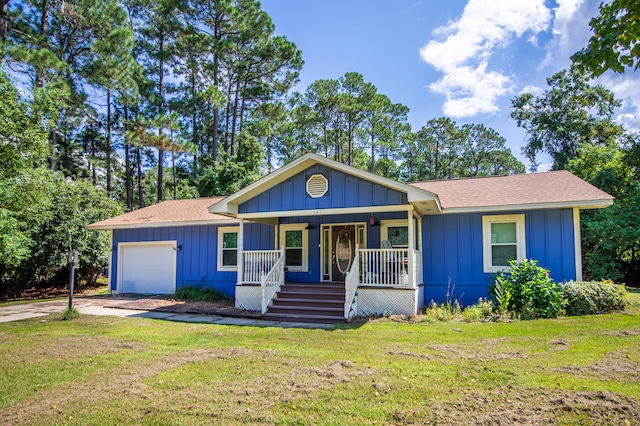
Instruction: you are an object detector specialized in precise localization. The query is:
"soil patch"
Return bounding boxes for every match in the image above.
[0,282,107,302]
[556,350,640,382]
[104,296,261,319]
[428,388,640,425]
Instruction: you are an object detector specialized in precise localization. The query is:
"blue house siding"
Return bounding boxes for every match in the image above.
[239,164,407,214]
[279,211,409,282]
[111,222,274,297]
[422,209,576,305]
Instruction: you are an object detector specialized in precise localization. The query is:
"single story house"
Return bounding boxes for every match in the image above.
[89,153,613,322]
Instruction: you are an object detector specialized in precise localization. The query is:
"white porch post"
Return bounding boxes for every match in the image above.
[573,208,583,281]
[407,209,415,287]
[237,218,244,285]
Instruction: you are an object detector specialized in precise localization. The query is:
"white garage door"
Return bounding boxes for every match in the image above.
[118,242,177,294]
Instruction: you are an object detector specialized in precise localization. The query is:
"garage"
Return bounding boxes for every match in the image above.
[117,242,177,294]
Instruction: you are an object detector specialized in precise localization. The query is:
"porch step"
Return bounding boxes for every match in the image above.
[262,282,346,324]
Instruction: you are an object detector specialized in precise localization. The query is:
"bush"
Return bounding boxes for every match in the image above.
[560,280,627,316]
[461,298,494,322]
[490,259,565,319]
[173,285,229,302]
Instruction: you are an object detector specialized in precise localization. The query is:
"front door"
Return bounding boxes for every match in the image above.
[331,225,356,282]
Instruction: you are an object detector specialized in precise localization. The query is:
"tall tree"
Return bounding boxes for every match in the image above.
[136,0,185,203]
[572,0,640,76]
[511,68,624,170]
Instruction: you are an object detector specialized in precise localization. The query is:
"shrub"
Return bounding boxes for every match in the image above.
[560,280,627,316]
[490,259,565,319]
[173,285,229,302]
[461,298,494,322]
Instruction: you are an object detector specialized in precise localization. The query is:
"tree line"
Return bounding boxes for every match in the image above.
[1,0,639,290]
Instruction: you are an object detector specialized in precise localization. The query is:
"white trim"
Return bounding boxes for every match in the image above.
[218,226,240,271]
[108,230,114,294]
[482,214,526,273]
[116,241,177,294]
[208,153,440,215]
[320,222,367,282]
[237,219,244,284]
[279,223,309,272]
[88,219,239,230]
[238,204,413,220]
[380,219,409,248]
[441,199,613,215]
[573,208,583,281]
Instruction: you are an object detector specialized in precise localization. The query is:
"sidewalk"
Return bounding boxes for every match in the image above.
[0,297,334,329]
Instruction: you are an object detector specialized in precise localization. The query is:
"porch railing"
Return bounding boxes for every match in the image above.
[261,248,285,314]
[244,250,281,284]
[344,245,360,321]
[358,248,412,287]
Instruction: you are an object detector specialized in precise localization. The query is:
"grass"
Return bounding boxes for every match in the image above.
[0,306,638,425]
[627,287,640,304]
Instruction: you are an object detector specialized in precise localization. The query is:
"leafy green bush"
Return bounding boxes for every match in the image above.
[490,259,565,319]
[173,285,229,302]
[461,298,494,322]
[560,280,627,316]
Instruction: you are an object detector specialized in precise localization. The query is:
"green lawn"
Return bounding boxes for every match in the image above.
[0,307,639,425]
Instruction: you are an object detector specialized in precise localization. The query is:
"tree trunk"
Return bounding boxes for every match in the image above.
[191,69,198,176]
[36,0,49,89]
[124,106,132,211]
[106,89,112,197]
[49,128,56,170]
[90,119,96,185]
[136,146,144,208]
[157,38,164,203]
[0,0,9,42]
[370,130,375,173]
[230,78,240,154]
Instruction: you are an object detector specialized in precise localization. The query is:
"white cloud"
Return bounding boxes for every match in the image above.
[538,0,590,70]
[602,73,640,132]
[519,85,544,96]
[420,0,551,118]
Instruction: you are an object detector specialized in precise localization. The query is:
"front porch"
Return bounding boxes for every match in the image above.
[234,244,424,321]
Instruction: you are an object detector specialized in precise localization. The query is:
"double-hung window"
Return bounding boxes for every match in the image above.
[280,224,308,272]
[380,220,410,248]
[482,214,526,273]
[218,227,239,271]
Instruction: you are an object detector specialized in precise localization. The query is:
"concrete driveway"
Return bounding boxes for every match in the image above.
[0,298,333,329]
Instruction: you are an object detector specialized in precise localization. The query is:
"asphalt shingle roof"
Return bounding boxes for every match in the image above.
[88,197,229,229]
[408,170,613,210]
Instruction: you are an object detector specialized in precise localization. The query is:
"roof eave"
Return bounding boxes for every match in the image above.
[208,153,440,215]
[439,198,614,214]
[88,218,240,230]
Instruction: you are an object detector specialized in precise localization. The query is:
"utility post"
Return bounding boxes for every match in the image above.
[68,250,79,309]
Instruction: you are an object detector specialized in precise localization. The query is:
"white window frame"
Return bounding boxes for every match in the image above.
[482,214,526,273]
[380,219,409,248]
[279,223,308,272]
[218,226,239,271]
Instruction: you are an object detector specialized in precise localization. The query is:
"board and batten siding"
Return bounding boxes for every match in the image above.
[279,211,409,283]
[422,209,576,305]
[111,223,274,297]
[239,164,408,214]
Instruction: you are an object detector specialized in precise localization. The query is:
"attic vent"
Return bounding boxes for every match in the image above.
[306,174,328,198]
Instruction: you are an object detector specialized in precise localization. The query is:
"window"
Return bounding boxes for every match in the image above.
[280,224,308,271]
[381,220,409,248]
[482,214,526,273]
[218,227,239,271]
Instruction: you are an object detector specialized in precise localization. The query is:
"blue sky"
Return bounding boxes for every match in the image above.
[260,0,640,170]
